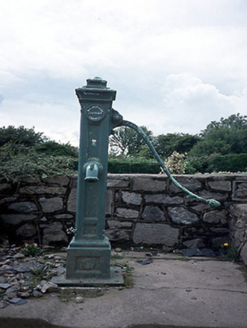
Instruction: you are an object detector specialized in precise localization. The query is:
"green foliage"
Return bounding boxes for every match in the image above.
[0,125,47,147]
[189,114,247,157]
[35,141,78,157]
[220,246,238,262]
[109,126,153,157]
[208,153,247,173]
[0,143,77,181]
[154,133,200,158]
[21,243,43,257]
[186,155,211,173]
[108,157,160,174]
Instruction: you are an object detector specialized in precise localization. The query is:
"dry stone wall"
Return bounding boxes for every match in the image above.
[0,174,246,264]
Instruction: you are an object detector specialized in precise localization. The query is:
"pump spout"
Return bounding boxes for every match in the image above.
[84,162,99,182]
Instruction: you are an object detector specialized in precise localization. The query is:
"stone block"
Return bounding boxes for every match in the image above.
[105,228,130,242]
[107,220,133,229]
[191,203,209,212]
[234,229,245,243]
[240,243,247,266]
[164,196,184,205]
[105,190,113,215]
[42,222,68,245]
[203,210,228,224]
[210,227,229,234]
[54,214,74,220]
[233,181,247,200]
[133,223,179,246]
[107,177,130,188]
[168,207,199,225]
[0,214,36,225]
[67,188,77,212]
[0,197,17,205]
[169,178,201,193]
[39,197,63,213]
[197,190,228,201]
[42,176,70,186]
[16,223,37,238]
[0,183,12,193]
[144,194,184,205]
[132,178,166,192]
[142,206,166,222]
[8,202,38,213]
[20,177,41,184]
[122,191,142,205]
[208,180,231,192]
[19,186,66,195]
[182,238,205,249]
[116,208,139,219]
[145,194,165,203]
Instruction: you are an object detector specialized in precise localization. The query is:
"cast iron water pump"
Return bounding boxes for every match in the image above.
[54,77,220,286]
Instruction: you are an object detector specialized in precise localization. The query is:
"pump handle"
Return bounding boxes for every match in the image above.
[120,120,220,208]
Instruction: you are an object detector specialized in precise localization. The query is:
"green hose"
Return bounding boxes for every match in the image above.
[122,120,220,208]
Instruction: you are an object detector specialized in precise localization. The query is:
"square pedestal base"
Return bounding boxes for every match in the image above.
[66,246,112,280]
[52,266,124,286]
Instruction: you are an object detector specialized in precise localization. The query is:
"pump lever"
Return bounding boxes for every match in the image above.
[121,120,221,208]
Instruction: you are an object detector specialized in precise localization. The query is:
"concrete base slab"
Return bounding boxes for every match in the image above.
[1,253,247,328]
[52,266,124,286]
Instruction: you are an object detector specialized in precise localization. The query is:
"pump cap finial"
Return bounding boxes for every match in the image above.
[86,77,107,89]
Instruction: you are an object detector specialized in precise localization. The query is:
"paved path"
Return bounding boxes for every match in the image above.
[1,252,247,328]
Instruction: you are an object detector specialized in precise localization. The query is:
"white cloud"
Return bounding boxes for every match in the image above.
[0,0,247,143]
[0,99,80,145]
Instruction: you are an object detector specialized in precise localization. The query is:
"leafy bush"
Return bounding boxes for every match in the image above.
[0,125,47,147]
[35,141,78,157]
[208,153,247,173]
[0,143,77,181]
[108,158,160,174]
[186,155,211,173]
[163,151,186,174]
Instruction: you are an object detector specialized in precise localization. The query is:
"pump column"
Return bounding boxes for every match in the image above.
[60,77,123,285]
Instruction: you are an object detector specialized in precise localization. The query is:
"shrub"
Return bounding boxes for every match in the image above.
[108,158,160,174]
[0,143,77,181]
[208,153,247,173]
[163,151,186,174]
[35,141,78,157]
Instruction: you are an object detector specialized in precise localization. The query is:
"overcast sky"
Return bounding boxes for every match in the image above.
[1,0,247,146]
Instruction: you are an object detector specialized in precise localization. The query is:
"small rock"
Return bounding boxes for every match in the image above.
[162,246,174,253]
[75,296,84,303]
[17,292,31,298]
[20,286,30,292]
[0,283,12,290]
[41,282,59,294]
[136,258,153,265]
[115,248,122,253]
[8,297,27,305]
[36,280,47,291]
[43,254,54,259]
[13,253,25,259]
[32,290,43,298]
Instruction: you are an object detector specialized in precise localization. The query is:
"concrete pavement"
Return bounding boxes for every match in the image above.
[0,251,247,328]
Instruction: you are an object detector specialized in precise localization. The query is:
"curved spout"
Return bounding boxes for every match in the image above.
[85,162,99,182]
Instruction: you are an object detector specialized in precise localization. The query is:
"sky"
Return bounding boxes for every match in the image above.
[1,0,247,146]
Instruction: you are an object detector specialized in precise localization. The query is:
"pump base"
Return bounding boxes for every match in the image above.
[52,266,124,286]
